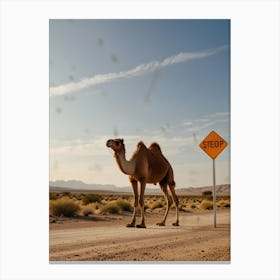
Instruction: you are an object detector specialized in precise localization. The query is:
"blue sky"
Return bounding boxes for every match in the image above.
[49,19,230,187]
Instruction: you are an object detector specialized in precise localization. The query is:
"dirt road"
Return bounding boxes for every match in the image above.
[49,210,230,262]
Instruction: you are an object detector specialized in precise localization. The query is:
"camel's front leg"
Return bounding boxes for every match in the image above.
[136,178,146,228]
[127,179,138,227]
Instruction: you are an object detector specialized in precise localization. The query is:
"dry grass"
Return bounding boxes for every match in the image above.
[116,199,133,212]
[82,207,94,216]
[50,197,80,217]
[151,199,165,210]
[82,194,102,205]
[101,202,120,214]
[217,199,230,208]
[49,192,230,217]
[100,199,133,214]
[199,200,213,210]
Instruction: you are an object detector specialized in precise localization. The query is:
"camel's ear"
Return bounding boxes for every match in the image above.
[120,139,124,144]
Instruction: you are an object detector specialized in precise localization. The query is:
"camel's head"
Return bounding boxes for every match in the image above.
[106,138,125,154]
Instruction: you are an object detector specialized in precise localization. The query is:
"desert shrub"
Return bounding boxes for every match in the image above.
[217,199,230,208]
[178,204,185,212]
[101,202,120,214]
[82,194,102,205]
[199,200,213,210]
[82,207,94,216]
[50,192,59,200]
[75,193,85,200]
[116,199,133,212]
[202,191,213,201]
[50,197,80,217]
[151,200,165,210]
[71,193,82,200]
[62,191,71,197]
[202,190,212,196]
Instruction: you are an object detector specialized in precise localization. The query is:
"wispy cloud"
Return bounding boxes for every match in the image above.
[182,112,230,134]
[50,45,228,97]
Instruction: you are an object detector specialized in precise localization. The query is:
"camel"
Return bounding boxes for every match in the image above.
[106,138,179,228]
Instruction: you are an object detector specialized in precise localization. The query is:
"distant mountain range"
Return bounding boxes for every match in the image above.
[176,184,230,196]
[49,180,230,196]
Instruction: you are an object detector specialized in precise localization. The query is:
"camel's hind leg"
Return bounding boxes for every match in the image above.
[169,183,179,226]
[156,184,172,226]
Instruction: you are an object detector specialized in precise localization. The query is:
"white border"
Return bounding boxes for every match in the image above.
[1,0,279,279]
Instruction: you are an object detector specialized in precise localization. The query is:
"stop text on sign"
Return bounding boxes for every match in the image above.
[199,130,228,159]
[201,140,225,149]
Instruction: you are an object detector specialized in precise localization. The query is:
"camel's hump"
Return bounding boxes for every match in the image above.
[137,141,146,149]
[149,142,162,152]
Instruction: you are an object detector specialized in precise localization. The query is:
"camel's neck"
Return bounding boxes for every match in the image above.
[114,151,135,176]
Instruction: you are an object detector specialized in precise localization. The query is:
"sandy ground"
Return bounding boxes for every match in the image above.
[49,209,230,262]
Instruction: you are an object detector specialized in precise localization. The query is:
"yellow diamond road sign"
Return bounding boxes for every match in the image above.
[199,130,228,159]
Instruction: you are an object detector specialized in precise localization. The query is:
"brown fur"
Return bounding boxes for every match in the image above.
[106,139,180,228]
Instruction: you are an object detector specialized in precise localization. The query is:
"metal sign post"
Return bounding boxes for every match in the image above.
[199,130,228,228]
[212,159,216,228]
